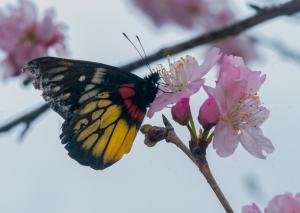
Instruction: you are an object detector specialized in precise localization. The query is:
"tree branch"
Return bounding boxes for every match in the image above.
[0,103,49,139]
[1,0,300,138]
[121,0,300,71]
[160,115,234,213]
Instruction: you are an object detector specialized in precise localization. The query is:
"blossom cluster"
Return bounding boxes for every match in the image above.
[0,0,66,79]
[147,48,273,159]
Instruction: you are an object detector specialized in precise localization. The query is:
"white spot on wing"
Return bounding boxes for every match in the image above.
[58,61,73,66]
[85,84,95,91]
[79,75,86,82]
[52,86,61,92]
[48,67,68,74]
[61,93,71,100]
[78,89,100,104]
[50,74,64,81]
[91,68,105,84]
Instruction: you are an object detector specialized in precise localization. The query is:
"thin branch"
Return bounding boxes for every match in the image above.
[161,115,234,213]
[1,0,300,137]
[121,0,300,71]
[0,103,49,139]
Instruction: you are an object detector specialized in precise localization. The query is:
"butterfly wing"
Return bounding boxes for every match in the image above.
[61,85,145,169]
[25,57,148,169]
[26,57,144,119]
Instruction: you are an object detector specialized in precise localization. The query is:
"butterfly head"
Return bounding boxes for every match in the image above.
[142,72,160,106]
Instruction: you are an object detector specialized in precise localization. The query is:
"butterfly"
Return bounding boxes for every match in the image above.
[24,57,160,170]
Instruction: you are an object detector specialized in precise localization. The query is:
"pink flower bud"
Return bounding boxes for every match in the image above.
[171,97,191,126]
[198,96,220,130]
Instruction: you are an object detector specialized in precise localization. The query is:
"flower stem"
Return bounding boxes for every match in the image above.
[198,156,234,213]
[188,113,198,143]
[162,115,234,213]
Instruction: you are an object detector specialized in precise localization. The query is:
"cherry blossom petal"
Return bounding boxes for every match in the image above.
[213,36,258,63]
[265,193,300,213]
[189,48,222,81]
[242,203,262,213]
[147,78,204,118]
[220,55,265,93]
[213,120,239,157]
[239,127,274,159]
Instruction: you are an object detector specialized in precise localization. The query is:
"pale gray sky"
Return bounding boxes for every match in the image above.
[0,1,299,212]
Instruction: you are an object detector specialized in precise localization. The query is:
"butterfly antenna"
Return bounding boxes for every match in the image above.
[136,35,153,73]
[122,33,152,73]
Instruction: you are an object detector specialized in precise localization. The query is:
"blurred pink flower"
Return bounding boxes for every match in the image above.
[198,96,220,130]
[0,0,66,78]
[242,203,262,213]
[205,55,274,159]
[132,0,233,29]
[200,1,257,62]
[147,48,222,118]
[171,97,190,125]
[265,193,300,213]
[132,0,257,62]
[242,193,300,213]
[213,36,257,63]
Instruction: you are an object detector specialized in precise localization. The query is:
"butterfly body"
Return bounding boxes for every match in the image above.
[25,57,159,170]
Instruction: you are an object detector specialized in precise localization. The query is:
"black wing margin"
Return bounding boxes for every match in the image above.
[24,57,143,120]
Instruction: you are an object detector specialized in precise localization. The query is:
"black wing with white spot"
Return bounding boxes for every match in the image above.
[24,57,144,120]
[24,57,160,170]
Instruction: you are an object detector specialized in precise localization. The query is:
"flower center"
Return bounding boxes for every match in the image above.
[22,30,38,46]
[222,94,267,131]
[157,56,195,92]
[187,3,202,15]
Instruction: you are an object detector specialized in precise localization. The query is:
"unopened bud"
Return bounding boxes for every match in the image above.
[198,96,220,130]
[141,125,166,147]
[140,124,152,134]
[171,97,191,126]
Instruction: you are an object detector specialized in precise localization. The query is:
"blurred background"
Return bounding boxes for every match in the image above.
[0,0,299,212]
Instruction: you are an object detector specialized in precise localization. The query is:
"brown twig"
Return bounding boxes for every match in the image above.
[1,0,300,137]
[161,115,234,213]
[0,103,49,139]
[121,0,300,71]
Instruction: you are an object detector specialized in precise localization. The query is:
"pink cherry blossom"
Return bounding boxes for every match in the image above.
[132,0,233,29]
[0,0,66,78]
[132,0,257,62]
[147,48,222,118]
[242,203,262,213]
[265,193,300,213]
[171,97,190,125]
[212,36,257,63]
[200,1,257,62]
[205,55,274,159]
[242,193,300,213]
[198,96,220,130]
